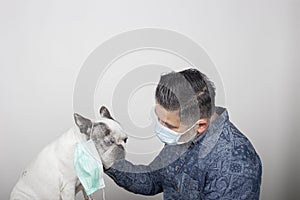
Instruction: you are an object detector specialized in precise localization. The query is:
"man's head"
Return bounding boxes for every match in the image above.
[155,68,216,138]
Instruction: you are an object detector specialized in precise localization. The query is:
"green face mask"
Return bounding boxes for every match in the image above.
[74,139,105,195]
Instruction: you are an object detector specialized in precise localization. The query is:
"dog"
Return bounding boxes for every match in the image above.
[10,106,127,200]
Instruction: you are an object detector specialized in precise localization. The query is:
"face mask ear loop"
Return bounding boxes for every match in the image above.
[89,123,94,140]
[177,120,201,144]
[102,188,106,200]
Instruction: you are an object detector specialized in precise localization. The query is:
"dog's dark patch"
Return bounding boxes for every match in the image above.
[99,106,114,120]
[73,113,92,135]
[95,122,111,136]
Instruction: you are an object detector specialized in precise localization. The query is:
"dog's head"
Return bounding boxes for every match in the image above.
[73,106,127,161]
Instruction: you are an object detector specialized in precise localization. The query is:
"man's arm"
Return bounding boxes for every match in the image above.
[102,143,175,195]
[105,159,163,195]
[103,143,189,196]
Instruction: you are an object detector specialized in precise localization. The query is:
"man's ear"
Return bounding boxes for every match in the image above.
[196,119,209,135]
[99,106,114,120]
[73,113,92,135]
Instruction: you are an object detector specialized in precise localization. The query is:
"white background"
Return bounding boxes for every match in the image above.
[1,0,299,199]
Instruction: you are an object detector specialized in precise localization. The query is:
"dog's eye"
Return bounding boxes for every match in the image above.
[105,137,115,146]
[124,138,128,143]
[110,138,115,144]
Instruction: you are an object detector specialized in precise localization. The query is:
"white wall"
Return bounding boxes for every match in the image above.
[1,0,299,199]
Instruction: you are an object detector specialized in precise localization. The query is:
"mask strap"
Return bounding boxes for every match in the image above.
[102,188,106,200]
[89,123,94,140]
[181,119,200,134]
[177,120,200,143]
[91,188,105,200]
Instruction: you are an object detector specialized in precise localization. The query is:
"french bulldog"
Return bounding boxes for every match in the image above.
[10,106,127,200]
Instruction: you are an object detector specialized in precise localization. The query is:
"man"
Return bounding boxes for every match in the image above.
[103,68,262,199]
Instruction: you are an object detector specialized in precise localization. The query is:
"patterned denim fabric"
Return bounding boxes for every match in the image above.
[105,108,262,199]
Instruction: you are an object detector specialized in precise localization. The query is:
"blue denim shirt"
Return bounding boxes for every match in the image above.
[105,108,262,199]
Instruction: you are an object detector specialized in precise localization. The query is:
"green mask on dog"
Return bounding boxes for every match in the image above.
[74,139,105,195]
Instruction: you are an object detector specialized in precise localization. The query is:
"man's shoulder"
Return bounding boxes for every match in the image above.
[204,121,262,177]
[212,121,260,160]
[222,121,259,160]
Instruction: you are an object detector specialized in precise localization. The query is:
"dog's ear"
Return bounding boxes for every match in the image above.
[73,113,92,135]
[99,106,114,120]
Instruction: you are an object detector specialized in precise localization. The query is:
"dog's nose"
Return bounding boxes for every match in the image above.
[117,137,128,146]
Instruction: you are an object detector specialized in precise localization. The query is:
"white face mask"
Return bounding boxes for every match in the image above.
[154,115,198,145]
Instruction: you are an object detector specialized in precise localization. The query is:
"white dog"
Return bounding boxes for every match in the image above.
[10,106,127,200]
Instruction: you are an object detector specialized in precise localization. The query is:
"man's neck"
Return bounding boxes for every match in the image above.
[195,112,219,138]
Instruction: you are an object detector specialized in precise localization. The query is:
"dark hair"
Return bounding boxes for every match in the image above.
[155,68,216,124]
